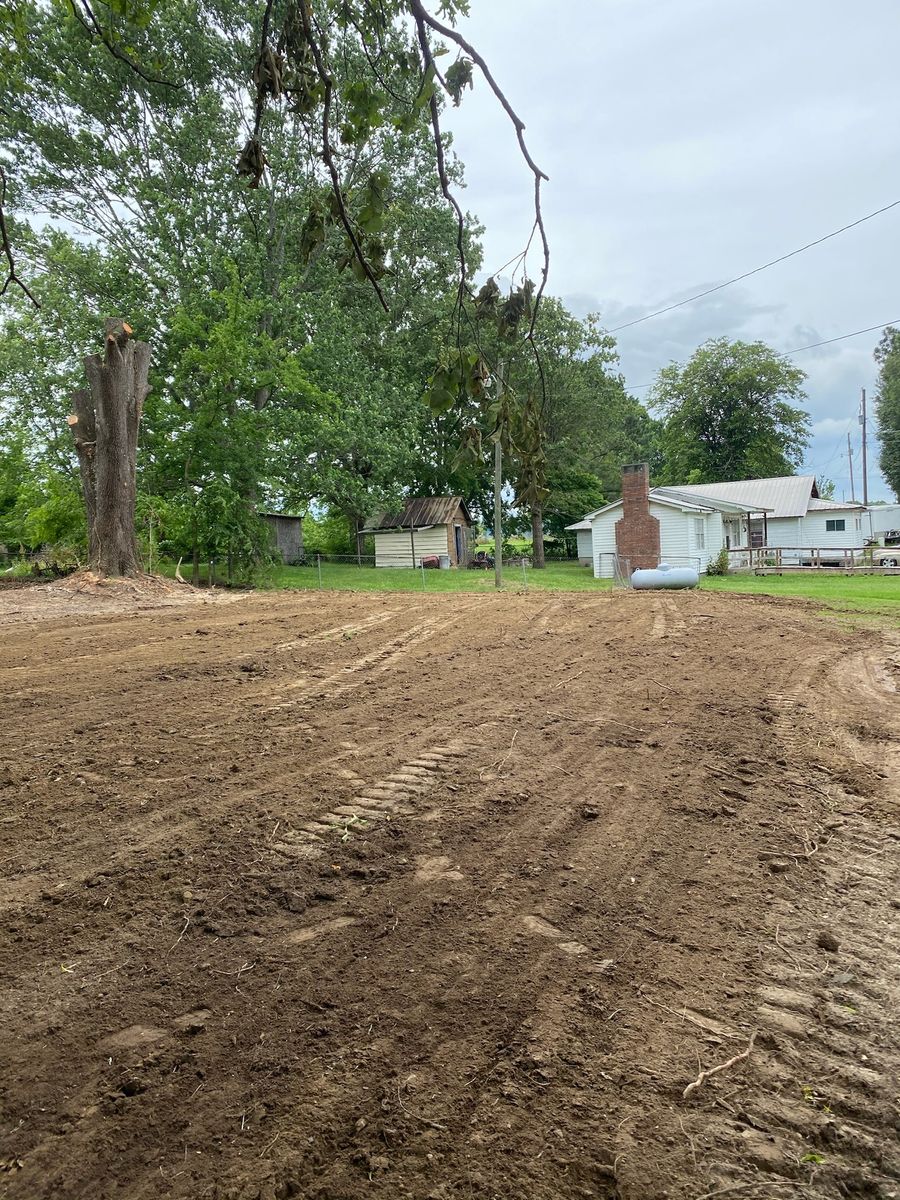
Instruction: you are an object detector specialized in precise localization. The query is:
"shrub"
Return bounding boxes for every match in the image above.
[303,512,354,556]
[706,546,730,576]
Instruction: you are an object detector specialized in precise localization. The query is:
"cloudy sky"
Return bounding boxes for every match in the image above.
[442,0,900,501]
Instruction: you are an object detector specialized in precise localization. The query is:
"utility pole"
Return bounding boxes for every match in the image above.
[847,431,855,501]
[860,387,869,506]
[493,360,506,590]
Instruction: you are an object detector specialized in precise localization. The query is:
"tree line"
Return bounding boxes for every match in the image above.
[0,0,839,579]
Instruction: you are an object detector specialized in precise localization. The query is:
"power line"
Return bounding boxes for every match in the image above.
[803,426,853,476]
[609,199,900,334]
[786,319,899,354]
[623,316,900,392]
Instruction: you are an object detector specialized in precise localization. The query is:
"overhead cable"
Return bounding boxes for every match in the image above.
[610,199,900,334]
[623,317,900,391]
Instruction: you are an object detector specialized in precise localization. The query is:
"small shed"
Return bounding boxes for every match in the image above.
[567,519,593,566]
[261,512,304,564]
[365,497,474,568]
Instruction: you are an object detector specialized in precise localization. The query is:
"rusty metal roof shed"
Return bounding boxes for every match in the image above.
[365,496,472,532]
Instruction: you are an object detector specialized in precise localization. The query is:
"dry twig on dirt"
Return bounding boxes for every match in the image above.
[551,669,585,691]
[683,1032,757,1100]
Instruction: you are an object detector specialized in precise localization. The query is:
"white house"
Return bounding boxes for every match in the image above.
[568,464,758,579]
[568,520,593,566]
[671,476,868,562]
[568,469,875,578]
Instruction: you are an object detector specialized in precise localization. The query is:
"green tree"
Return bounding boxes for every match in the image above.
[542,467,605,553]
[651,338,810,483]
[874,327,900,499]
[1,0,547,575]
[816,476,836,501]
[506,303,659,559]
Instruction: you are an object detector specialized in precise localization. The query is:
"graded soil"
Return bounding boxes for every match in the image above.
[0,586,898,1200]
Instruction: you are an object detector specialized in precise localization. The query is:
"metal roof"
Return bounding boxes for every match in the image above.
[667,475,819,518]
[654,487,763,514]
[566,488,757,528]
[364,496,472,532]
[567,475,869,530]
[807,497,867,511]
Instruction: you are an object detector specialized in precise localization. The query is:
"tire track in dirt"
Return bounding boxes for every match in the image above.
[0,601,468,915]
[271,741,469,864]
[660,640,900,1199]
[699,816,900,1197]
[1,590,898,1200]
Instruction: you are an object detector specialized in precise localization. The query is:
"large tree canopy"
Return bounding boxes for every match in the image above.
[874,327,900,500]
[0,0,564,575]
[650,337,810,484]
[0,0,662,576]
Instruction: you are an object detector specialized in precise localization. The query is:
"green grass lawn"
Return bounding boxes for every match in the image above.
[268,559,607,593]
[158,558,898,621]
[701,571,900,622]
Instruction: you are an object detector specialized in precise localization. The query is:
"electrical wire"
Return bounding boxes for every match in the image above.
[786,319,900,354]
[623,317,900,392]
[803,427,853,476]
[609,199,900,334]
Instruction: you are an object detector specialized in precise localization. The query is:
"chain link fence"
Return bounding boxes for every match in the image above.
[595,553,702,585]
[293,551,537,589]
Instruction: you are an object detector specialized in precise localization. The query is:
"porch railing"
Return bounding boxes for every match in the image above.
[726,546,894,571]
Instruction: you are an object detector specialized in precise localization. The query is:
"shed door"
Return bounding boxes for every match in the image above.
[454,525,464,564]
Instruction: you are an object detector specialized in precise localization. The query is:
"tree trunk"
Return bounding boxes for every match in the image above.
[531,505,546,569]
[352,515,365,566]
[69,319,150,576]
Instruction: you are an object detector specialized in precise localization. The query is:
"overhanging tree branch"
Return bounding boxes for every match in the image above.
[296,0,389,311]
[68,0,181,89]
[0,167,39,307]
[411,9,466,312]
[408,0,550,329]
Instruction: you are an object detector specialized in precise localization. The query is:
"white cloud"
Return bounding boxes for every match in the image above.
[441,0,900,499]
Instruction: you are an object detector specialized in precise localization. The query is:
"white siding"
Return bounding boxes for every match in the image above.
[589,510,619,577]
[590,501,721,577]
[576,529,592,564]
[654,504,692,565]
[760,512,866,562]
[685,510,726,567]
[795,511,867,560]
[866,504,900,539]
[374,526,448,567]
[761,516,803,551]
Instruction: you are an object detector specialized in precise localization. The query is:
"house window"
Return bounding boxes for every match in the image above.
[694,518,705,549]
[825,519,845,532]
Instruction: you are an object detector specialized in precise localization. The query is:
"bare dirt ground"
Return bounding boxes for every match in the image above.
[0,585,898,1200]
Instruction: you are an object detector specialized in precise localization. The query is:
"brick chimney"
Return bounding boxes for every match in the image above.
[615,463,660,570]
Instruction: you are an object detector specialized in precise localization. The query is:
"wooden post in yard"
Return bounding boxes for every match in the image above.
[494,359,506,590]
[410,522,417,570]
[494,439,502,590]
[861,387,869,506]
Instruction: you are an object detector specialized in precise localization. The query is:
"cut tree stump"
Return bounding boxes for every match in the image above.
[70,319,150,577]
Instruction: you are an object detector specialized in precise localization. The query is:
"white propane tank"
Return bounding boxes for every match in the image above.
[631,562,699,590]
